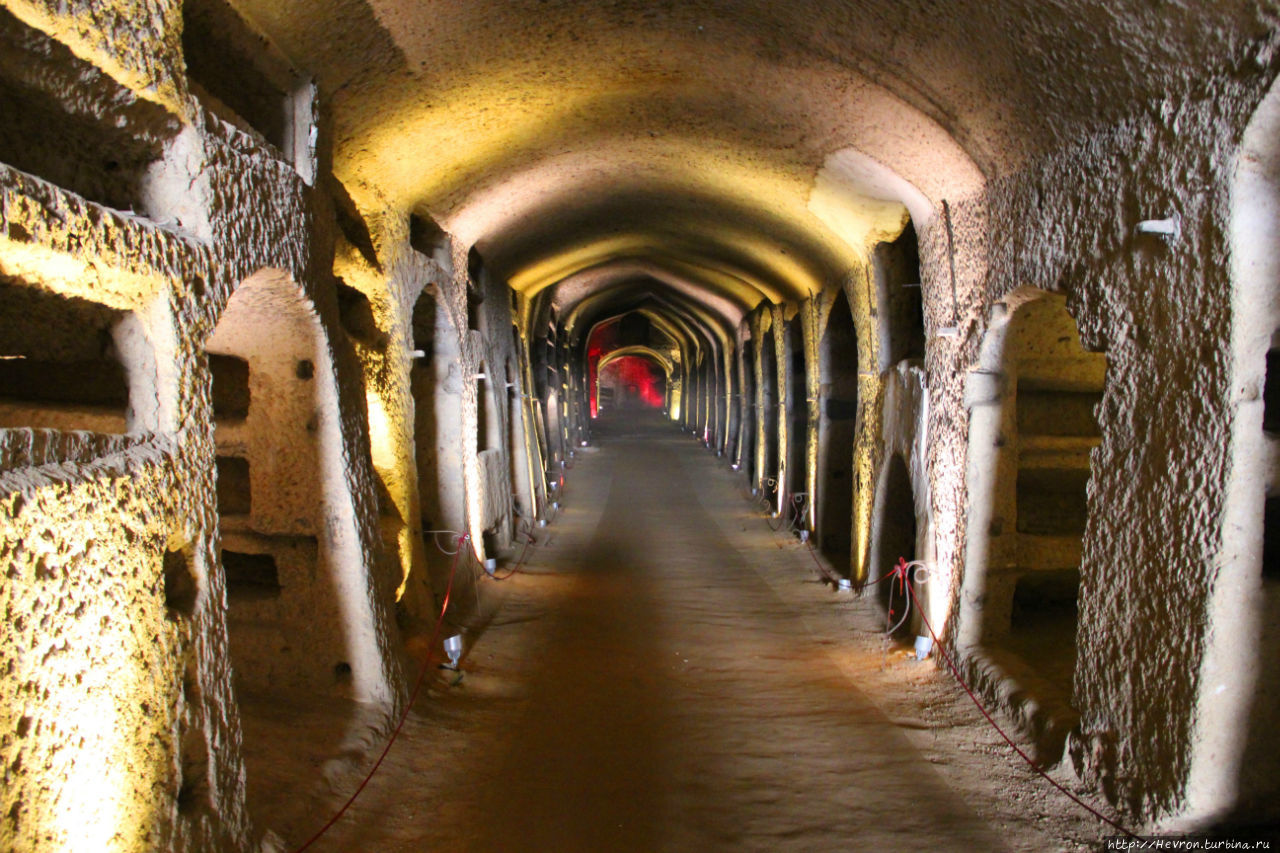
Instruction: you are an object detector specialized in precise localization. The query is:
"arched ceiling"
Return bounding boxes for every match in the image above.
[570,282,730,367]
[234,0,1271,311]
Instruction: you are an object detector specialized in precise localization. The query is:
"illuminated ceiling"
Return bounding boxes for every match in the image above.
[233,0,1263,314]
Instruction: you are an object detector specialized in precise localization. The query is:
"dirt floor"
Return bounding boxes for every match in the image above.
[242,411,1121,852]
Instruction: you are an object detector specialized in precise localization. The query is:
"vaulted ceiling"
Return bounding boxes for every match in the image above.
[232,0,1269,322]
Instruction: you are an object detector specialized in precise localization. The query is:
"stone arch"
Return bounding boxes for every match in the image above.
[784,317,808,517]
[759,323,780,504]
[957,287,1104,741]
[205,268,392,706]
[817,289,859,573]
[474,360,508,561]
[875,221,925,371]
[597,352,669,411]
[738,335,757,482]
[868,453,922,642]
[506,353,536,525]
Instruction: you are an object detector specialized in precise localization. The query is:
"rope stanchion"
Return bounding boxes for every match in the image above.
[292,535,467,852]
[899,569,1138,839]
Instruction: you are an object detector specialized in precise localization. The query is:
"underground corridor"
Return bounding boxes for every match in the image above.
[244,410,1094,852]
[3,2,1280,851]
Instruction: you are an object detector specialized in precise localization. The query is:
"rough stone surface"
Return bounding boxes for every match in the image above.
[5,1,1280,848]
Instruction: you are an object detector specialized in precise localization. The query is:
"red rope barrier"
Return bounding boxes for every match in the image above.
[489,524,537,581]
[293,535,466,852]
[901,576,1137,839]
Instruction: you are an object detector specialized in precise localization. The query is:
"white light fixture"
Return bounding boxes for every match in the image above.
[1136,214,1181,242]
[411,349,427,359]
[443,634,463,669]
[484,557,498,575]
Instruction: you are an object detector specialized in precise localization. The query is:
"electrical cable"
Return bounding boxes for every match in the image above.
[766,495,791,532]
[423,530,465,556]
[293,535,466,852]
[489,520,538,581]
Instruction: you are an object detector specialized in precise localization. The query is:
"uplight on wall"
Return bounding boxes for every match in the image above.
[1136,213,1181,242]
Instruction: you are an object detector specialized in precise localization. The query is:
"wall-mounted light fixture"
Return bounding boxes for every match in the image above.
[1136,213,1181,242]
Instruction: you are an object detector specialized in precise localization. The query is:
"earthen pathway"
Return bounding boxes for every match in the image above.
[263,411,1103,852]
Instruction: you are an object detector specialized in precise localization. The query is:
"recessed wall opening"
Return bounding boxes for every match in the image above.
[336,279,387,348]
[176,721,211,818]
[209,354,250,420]
[221,550,281,601]
[215,456,252,515]
[411,289,460,567]
[410,211,451,270]
[877,222,925,368]
[1010,570,1080,630]
[725,351,741,461]
[785,321,808,511]
[206,268,366,717]
[507,373,532,521]
[0,280,131,433]
[330,178,380,271]
[760,328,780,499]
[818,291,858,571]
[740,344,757,481]
[1265,347,1280,433]
[1264,498,1280,581]
[0,6,178,213]
[872,454,918,642]
[478,370,500,452]
[1266,344,1280,581]
[182,0,313,176]
[162,548,198,619]
[598,356,666,411]
[966,289,1103,715]
[467,247,485,333]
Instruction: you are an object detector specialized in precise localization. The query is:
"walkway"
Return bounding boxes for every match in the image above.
[253,411,1104,852]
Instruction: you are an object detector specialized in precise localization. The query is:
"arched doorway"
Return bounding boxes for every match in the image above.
[759,326,780,506]
[784,319,808,526]
[739,342,757,482]
[818,291,858,571]
[870,454,919,642]
[205,269,395,829]
[960,288,1103,719]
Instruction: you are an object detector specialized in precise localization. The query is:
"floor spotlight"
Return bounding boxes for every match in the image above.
[443,634,463,669]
